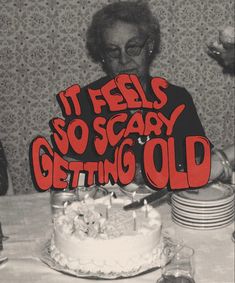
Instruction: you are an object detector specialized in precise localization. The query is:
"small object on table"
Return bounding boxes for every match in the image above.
[0,222,8,241]
[0,256,8,266]
[157,275,195,283]
[213,149,233,183]
[157,245,195,283]
[50,190,77,218]
[232,231,235,243]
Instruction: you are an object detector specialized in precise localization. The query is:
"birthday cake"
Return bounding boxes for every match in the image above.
[50,196,162,275]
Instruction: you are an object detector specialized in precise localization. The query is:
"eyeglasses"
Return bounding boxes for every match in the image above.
[104,37,149,59]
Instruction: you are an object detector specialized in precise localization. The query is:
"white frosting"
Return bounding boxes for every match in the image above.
[51,196,162,274]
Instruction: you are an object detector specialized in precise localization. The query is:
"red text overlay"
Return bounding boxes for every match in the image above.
[29,75,211,191]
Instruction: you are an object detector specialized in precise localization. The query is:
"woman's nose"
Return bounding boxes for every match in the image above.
[119,50,131,65]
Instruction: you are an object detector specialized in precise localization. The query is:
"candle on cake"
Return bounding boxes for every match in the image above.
[106,204,111,220]
[98,218,105,234]
[98,220,102,234]
[132,191,136,203]
[144,199,148,218]
[63,201,68,214]
[133,211,137,231]
[72,215,78,232]
[110,192,114,206]
[84,194,89,204]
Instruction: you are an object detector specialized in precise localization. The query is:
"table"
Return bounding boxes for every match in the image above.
[0,192,234,283]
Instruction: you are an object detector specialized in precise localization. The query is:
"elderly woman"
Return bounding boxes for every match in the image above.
[66,1,233,186]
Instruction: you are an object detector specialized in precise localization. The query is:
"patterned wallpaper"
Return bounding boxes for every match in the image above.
[0,0,234,194]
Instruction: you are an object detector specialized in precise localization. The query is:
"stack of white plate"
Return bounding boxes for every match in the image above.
[171,182,234,230]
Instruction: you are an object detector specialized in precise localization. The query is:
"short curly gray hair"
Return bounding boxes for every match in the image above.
[86,1,160,63]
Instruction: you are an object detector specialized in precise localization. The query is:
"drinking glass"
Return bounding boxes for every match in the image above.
[133,162,149,191]
[50,171,81,218]
[157,244,195,283]
[50,189,78,218]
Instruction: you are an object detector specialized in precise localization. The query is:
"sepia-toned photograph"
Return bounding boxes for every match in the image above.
[0,0,234,282]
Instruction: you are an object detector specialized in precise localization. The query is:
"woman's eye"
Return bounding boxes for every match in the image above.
[126,45,141,56]
[105,48,120,58]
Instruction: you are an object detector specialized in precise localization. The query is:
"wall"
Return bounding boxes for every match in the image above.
[0,0,234,194]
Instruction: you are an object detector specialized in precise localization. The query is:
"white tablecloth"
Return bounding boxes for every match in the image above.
[0,192,234,283]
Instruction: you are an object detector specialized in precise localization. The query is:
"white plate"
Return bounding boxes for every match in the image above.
[172,215,234,230]
[172,205,234,219]
[173,193,234,207]
[171,199,234,214]
[172,210,234,224]
[172,214,234,227]
[172,198,234,213]
[173,183,234,206]
[171,195,234,209]
[175,182,234,201]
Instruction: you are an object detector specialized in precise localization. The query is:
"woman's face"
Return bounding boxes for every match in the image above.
[102,21,152,83]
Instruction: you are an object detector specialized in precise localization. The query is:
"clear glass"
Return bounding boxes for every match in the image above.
[50,189,78,218]
[132,162,152,192]
[76,185,109,200]
[75,185,96,200]
[68,172,102,201]
[157,245,195,283]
